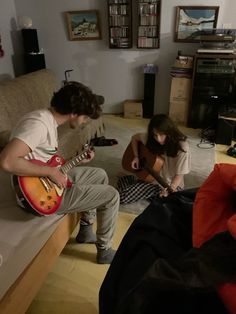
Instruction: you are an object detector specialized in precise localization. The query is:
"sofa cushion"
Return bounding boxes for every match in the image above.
[192,163,236,247]
[0,130,10,149]
[0,69,60,133]
[192,163,236,314]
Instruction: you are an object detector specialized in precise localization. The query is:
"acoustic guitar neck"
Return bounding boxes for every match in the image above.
[142,160,173,193]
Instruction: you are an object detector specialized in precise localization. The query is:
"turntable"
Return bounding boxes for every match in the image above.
[196,28,236,54]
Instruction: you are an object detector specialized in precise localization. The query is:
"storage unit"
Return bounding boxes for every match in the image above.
[188,53,236,129]
[124,99,143,118]
[170,78,192,103]
[107,0,132,48]
[137,0,161,49]
[169,100,189,125]
[169,78,192,125]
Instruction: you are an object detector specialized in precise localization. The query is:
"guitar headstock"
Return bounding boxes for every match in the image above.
[83,144,95,160]
[83,143,95,153]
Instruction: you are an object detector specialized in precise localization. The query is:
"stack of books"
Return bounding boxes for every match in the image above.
[170,56,193,78]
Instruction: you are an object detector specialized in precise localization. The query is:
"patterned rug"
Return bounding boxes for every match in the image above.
[89,119,216,214]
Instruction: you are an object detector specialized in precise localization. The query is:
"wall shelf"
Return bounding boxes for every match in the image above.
[108,0,132,49]
[137,0,161,49]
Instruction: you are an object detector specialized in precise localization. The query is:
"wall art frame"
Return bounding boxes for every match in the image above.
[66,10,102,41]
[174,6,219,42]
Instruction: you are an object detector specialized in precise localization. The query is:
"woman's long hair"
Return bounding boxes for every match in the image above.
[146,114,187,157]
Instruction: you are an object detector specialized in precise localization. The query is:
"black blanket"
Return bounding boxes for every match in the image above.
[99,189,229,314]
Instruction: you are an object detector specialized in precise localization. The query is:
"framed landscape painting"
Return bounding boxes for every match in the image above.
[174,6,219,42]
[66,10,101,41]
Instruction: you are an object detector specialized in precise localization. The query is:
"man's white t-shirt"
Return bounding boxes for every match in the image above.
[139,133,191,188]
[10,109,58,162]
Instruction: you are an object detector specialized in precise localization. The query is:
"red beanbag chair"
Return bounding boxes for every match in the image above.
[192,163,236,314]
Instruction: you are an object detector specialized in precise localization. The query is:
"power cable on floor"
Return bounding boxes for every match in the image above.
[197,126,215,149]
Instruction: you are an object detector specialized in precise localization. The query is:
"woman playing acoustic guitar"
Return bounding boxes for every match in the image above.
[118,114,191,203]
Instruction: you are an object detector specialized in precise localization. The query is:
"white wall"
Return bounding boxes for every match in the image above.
[221,0,236,28]
[0,0,18,79]
[1,0,235,113]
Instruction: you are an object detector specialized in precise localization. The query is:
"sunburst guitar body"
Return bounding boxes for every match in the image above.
[122,141,164,183]
[122,141,173,192]
[13,145,92,216]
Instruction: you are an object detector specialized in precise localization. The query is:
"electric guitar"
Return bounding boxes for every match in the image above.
[122,141,164,183]
[13,144,93,216]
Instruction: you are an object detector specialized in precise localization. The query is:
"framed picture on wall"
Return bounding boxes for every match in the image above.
[174,6,219,42]
[66,10,102,41]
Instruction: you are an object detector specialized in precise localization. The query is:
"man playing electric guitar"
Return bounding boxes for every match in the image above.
[0,81,119,264]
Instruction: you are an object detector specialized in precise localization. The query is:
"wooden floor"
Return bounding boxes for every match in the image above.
[27,115,236,314]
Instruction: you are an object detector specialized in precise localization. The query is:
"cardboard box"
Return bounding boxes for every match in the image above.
[170,78,192,103]
[124,100,143,119]
[174,56,193,69]
[169,100,189,125]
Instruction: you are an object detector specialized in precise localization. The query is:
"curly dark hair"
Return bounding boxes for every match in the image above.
[50,81,102,119]
[146,114,187,157]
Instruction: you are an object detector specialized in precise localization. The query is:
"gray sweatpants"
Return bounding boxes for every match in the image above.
[57,167,119,249]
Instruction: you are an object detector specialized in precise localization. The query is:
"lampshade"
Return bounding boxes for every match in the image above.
[18,16,33,29]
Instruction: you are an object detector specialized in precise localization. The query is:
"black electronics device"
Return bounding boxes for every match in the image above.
[21,28,46,73]
[24,54,46,73]
[143,73,155,118]
[188,54,236,129]
[215,118,234,145]
[21,29,39,53]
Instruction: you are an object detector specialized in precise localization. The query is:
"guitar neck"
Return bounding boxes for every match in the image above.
[143,163,173,193]
[60,147,90,174]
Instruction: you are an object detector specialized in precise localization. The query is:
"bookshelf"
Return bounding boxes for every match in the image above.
[108,0,132,48]
[137,0,161,49]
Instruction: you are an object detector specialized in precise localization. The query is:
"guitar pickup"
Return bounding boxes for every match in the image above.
[40,177,51,192]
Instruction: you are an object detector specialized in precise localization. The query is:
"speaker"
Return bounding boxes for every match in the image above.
[215,118,234,145]
[143,73,156,118]
[21,29,39,53]
[24,53,46,73]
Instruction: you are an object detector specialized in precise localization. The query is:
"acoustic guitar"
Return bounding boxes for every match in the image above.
[13,144,93,216]
[122,141,164,183]
[122,141,173,193]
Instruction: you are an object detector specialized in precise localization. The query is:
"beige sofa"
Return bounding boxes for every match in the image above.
[0,69,105,313]
[0,69,105,157]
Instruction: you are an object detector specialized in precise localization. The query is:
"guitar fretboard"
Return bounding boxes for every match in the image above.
[61,150,89,174]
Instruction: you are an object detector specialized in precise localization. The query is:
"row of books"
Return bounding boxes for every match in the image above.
[109,4,128,15]
[110,27,129,38]
[138,26,158,37]
[139,3,158,15]
[170,67,192,78]
[110,37,131,48]
[138,37,159,48]
[109,15,129,26]
[139,0,160,3]
[109,0,129,4]
[140,15,158,26]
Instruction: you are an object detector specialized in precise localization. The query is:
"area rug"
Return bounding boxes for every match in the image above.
[88,120,216,214]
